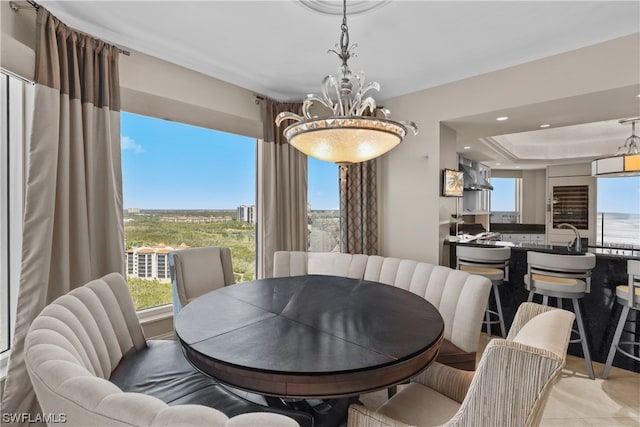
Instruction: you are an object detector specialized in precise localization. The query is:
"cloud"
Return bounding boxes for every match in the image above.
[121,136,144,153]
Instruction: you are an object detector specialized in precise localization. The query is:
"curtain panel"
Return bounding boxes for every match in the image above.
[257,100,307,278]
[340,160,378,255]
[1,9,124,423]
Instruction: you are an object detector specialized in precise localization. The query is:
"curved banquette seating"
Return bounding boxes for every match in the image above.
[24,272,300,427]
[274,251,492,370]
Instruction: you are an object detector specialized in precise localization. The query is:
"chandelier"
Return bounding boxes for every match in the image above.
[592,117,640,177]
[275,0,417,165]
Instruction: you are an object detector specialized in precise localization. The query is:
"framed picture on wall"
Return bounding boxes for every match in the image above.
[442,169,464,197]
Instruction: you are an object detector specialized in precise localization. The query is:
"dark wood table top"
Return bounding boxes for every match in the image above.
[175,275,444,398]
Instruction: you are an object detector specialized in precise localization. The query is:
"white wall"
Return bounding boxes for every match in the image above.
[0,1,36,80]
[437,124,459,266]
[380,33,640,264]
[120,53,262,138]
[522,169,547,224]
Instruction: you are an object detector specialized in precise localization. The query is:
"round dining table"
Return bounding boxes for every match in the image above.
[175,274,444,400]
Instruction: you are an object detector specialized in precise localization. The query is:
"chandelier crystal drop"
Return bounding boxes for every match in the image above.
[275,0,417,165]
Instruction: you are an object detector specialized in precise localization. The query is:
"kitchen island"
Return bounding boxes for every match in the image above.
[446,240,639,373]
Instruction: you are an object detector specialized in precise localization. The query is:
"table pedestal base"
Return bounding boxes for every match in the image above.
[264,396,356,427]
[224,384,356,427]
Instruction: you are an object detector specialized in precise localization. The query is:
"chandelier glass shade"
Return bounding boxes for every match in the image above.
[592,117,640,177]
[276,0,417,165]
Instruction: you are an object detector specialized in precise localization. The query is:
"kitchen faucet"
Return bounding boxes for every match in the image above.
[558,223,582,252]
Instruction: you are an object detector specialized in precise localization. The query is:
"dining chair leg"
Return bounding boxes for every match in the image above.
[527,291,534,302]
[572,298,595,380]
[603,305,630,379]
[542,295,549,306]
[387,385,397,399]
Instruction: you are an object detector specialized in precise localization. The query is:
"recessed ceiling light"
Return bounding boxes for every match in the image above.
[540,124,551,128]
[496,116,509,121]
[636,94,640,98]
[495,162,501,166]
[515,166,521,169]
[463,146,471,150]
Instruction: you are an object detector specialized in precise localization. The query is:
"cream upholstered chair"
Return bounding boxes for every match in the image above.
[524,251,596,379]
[456,245,510,337]
[169,246,235,314]
[603,259,640,379]
[24,272,299,427]
[347,302,575,427]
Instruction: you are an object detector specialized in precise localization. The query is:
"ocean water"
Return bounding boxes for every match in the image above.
[596,212,640,247]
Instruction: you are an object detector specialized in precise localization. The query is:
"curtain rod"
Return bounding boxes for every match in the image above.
[9,0,131,56]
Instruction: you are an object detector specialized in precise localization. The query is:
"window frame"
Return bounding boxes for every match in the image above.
[121,111,258,312]
[490,176,523,223]
[0,71,27,377]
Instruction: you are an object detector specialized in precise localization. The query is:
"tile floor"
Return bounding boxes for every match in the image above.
[359,333,640,426]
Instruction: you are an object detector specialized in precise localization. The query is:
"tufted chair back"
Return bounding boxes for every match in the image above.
[364,256,491,353]
[169,246,236,314]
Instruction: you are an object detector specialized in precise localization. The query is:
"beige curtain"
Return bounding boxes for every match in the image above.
[1,9,124,423]
[340,161,378,255]
[257,99,307,278]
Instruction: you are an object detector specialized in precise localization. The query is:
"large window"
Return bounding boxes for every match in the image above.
[596,176,640,248]
[490,177,522,223]
[1,72,26,366]
[307,158,340,252]
[122,112,256,311]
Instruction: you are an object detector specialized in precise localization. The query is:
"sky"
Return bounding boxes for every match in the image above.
[597,176,640,215]
[121,112,339,210]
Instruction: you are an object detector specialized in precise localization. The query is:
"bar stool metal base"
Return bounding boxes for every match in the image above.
[485,282,506,338]
[528,291,595,380]
[603,305,640,379]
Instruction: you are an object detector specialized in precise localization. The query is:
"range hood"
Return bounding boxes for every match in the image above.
[459,157,493,191]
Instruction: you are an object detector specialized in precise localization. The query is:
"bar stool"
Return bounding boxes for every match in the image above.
[524,251,596,379]
[603,260,640,379]
[456,245,510,338]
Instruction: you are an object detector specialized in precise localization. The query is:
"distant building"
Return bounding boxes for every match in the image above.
[237,205,256,225]
[125,242,189,281]
[127,207,140,214]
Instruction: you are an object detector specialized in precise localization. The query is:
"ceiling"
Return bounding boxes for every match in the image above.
[38,0,640,168]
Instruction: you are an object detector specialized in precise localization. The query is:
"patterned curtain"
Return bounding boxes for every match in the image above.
[340,160,378,255]
[1,8,123,424]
